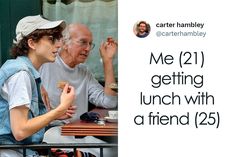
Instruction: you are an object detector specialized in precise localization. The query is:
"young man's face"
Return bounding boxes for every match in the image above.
[138,23,147,33]
[33,35,62,63]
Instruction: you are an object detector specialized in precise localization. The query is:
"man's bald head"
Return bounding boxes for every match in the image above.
[62,23,93,44]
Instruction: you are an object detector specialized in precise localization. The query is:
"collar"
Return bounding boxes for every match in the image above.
[17,56,41,79]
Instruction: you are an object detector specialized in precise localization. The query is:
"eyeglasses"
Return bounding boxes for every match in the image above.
[72,39,95,50]
[47,35,62,44]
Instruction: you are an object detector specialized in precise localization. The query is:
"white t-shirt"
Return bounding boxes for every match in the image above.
[0,71,32,157]
[0,71,32,109]
[40,54,117,123]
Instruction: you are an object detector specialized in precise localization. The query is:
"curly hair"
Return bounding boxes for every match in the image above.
[137,21,147,27]
[136,21,150,34]
[11,25,64,58]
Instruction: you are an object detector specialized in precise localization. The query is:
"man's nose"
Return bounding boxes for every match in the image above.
[55,39,63,48]
[83,43,92,52]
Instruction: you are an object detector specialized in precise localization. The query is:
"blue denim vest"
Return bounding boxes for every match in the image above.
[0,56,47,155]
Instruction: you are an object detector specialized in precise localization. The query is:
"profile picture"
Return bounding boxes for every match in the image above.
[134,20,151,38]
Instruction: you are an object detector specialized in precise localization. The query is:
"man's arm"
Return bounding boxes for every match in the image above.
[41,85,76,119]
[99,37,118,96]
[10,84,75,141]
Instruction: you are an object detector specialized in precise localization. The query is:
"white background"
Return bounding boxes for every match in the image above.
[119,0,236,156]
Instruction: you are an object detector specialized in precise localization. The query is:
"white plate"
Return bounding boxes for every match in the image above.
[104,116,118,123]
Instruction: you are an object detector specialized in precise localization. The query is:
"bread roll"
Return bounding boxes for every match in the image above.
[57,81,68,89]
[107,37,113,43]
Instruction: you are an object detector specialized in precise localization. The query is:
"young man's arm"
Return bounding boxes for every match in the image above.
[10,84,75,141]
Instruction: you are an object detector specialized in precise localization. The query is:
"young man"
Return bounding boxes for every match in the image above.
[0,15,75,157]
[39,23,118,157]
[136,21,149,38]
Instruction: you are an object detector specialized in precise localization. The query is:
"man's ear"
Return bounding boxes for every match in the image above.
[27,39,36,50]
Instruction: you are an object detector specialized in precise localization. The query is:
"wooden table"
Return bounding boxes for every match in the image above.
[61,108,118,136]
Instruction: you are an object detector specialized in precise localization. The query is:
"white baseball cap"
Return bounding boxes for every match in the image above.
[14,15,66,44]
